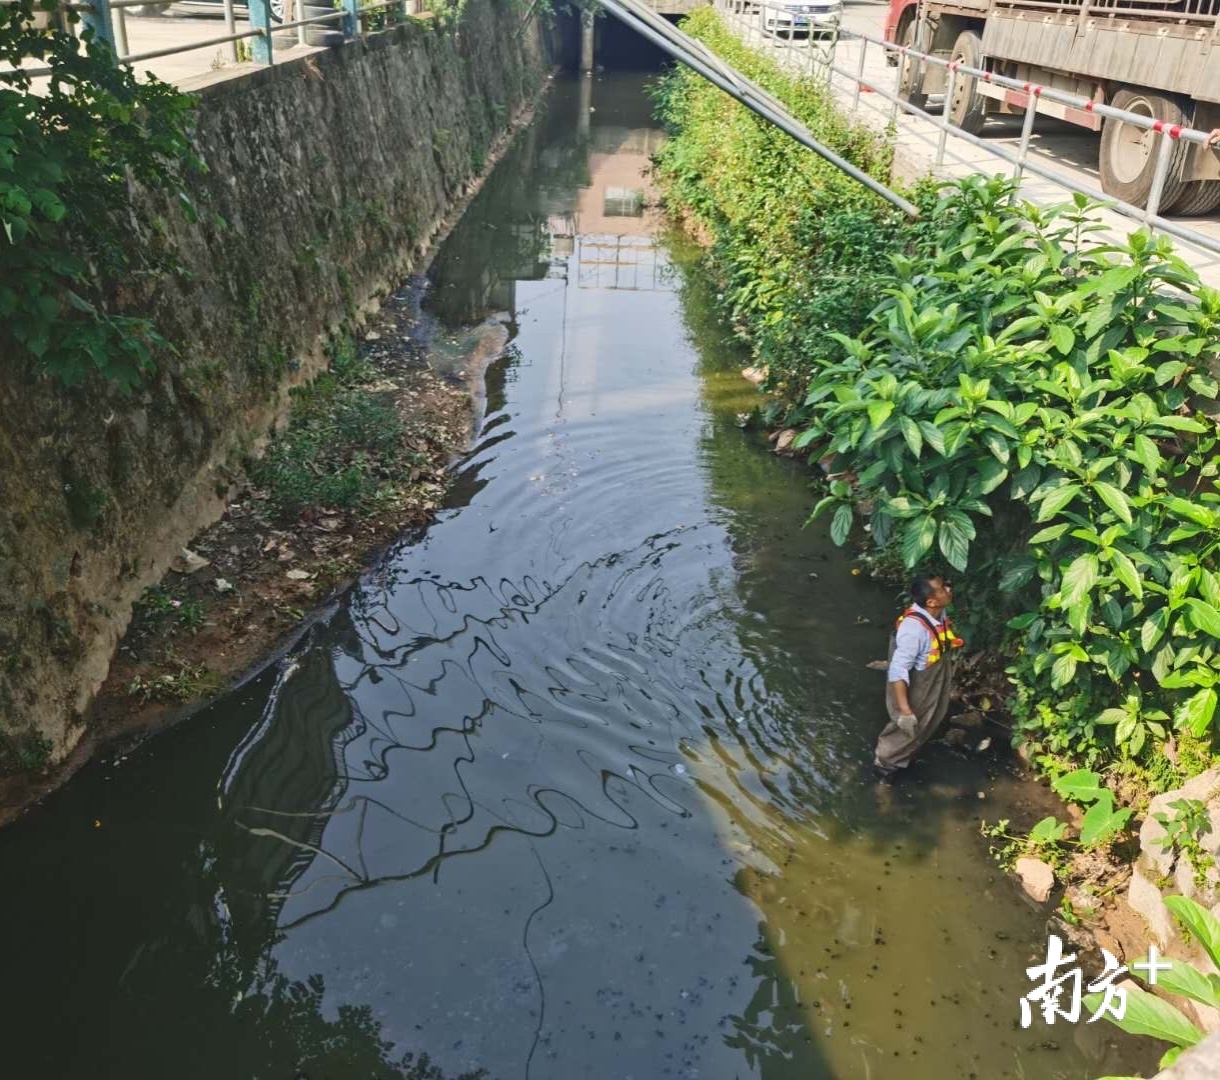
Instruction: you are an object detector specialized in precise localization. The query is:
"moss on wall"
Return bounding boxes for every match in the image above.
[0,0,551,774]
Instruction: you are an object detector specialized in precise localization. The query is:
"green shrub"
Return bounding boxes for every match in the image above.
[249,356,404,518]
[650,8,913,408]
[654,10,1220,783]
[1,0,198,390]
[800,175,1220,777]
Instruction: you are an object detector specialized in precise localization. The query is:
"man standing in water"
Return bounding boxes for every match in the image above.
[874,573,963,782]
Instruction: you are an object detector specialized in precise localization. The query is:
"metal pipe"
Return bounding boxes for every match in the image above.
[1012,87,1038,189]
[112,4,128,57]
[222,0,238,62]
[107,0,176,10]
[824,50,1220,257]
[296,0,307,47]
[274,9,344,31]
[1144,130,1175,223]
[599,0,918,216]
[851,34,865,114]
[936,63,955,165]
[890,44,903,125]
[120,26,264,63]
[845,29,1212,147]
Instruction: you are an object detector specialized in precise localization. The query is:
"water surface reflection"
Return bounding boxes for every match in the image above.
[0,73,1149,1080]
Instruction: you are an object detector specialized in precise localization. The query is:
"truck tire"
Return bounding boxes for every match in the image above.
[887,8,913,67]
[1167,180,1220,217]
[946,30,987,135]
[898,18,930,112]
[1099,88,1191,211]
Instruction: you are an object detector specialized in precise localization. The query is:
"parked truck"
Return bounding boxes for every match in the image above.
[885,0,1220,213]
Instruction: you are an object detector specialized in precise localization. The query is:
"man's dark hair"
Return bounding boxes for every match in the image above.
[910,573,943,607]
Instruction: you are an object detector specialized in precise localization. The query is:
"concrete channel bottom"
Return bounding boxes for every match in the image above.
[721,0,1220,292]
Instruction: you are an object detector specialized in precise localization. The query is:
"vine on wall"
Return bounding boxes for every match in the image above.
[0,0,198,391]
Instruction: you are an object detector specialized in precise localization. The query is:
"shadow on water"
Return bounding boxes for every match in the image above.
[0,73,1156,1080]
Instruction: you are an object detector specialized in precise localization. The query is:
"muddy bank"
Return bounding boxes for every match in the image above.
[0,5,554,782]
[0,288,508,827]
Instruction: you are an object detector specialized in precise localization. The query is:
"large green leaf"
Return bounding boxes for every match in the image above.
[982,429,1010,464]
[1049,323,1075,355]
[1051,653,1078,690]
[1028,523,1070,545]
[1165,895,1220,969]
[899,415,923,457]
[1061,553,1100,607]
[1155,953,1220,1010]
[938,517,971,572]
[1052,769,1104,804]
[1176,687,1218,738]
[1131,433,1162,475]
[1110,551,1143,599]
[830,503,853,547]
[1079,792,1132,847]
[918,421,946,455]
[902,515,937,568]
[1084,984,1202,1049]
[999,560,1036,592]
[867,400,894,431]
[1028,815,1067,843]
[975,458,1008,495]
[1092,481,1133,524]
[1141,609,1170,654]
[1185,598,1220,639]
[1036,483,1082,521]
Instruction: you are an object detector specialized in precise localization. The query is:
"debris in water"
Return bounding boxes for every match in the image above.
[286,569,312,581]
[976,737,992,752]
[214,578,234,593]
[865,660,888,671]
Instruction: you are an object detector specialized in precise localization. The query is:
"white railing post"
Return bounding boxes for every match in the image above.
[223,0,239,61]
[1144,128,1175,223]
[936,63,957,165]
[851,34,866,114]
[890,44,903,125]
[1012,87,1039,191]
[112,4,128,58]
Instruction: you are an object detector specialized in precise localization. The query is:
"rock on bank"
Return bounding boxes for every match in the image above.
[0,4,551,778]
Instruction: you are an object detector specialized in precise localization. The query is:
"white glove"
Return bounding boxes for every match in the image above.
[896,712,918,737]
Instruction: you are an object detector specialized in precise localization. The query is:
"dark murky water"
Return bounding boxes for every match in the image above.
[0,75,1150,1079]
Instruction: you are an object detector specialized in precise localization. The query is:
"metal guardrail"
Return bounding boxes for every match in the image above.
[1,0,426,76]
[712,0,1220,260]
[600,0,918,213]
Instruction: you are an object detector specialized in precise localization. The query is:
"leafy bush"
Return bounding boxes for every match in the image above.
[650,7,915,407]
[654,11,1220,782]
[1,0,197,390]
[799,176,1220,776]
[1087,893,1220,1075]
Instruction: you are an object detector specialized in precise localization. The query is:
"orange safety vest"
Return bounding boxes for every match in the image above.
[895,607,964,667]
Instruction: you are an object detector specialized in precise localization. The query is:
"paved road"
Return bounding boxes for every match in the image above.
[721,0,1220,289]
[116,7,331,86]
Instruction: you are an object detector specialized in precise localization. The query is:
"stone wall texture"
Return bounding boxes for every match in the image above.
[0,2,551,771]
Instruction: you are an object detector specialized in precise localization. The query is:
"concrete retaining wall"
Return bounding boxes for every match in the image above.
[0,1,551,772]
